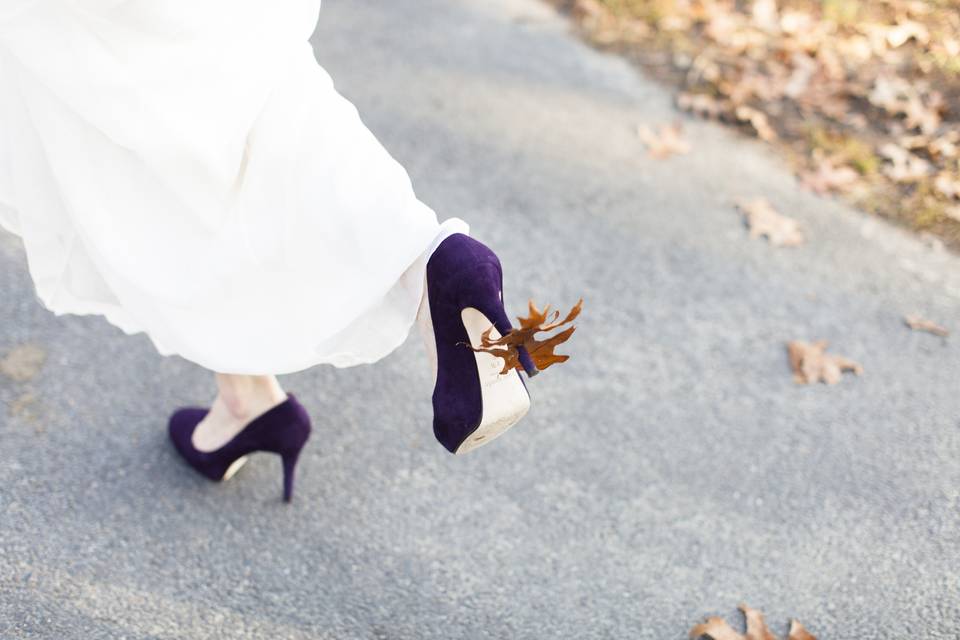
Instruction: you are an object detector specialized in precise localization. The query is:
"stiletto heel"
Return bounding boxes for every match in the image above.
[281,449,300,503]
[469,285,539,378]
[168,394,312,502]
[518,347,538,378]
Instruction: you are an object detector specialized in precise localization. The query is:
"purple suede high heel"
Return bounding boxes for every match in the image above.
[421,233,539,455]
[168,393,311,502]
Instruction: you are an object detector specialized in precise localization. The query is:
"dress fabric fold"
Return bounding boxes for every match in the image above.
[0,0,468,374]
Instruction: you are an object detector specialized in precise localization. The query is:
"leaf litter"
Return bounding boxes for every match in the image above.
[549,0,960,250]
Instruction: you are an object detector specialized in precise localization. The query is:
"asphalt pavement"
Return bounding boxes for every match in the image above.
[1,0,959,637]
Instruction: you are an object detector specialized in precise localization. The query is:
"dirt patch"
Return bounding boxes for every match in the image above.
[1,344,47,382]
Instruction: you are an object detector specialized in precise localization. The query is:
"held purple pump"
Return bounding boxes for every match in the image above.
[422,233,539,455]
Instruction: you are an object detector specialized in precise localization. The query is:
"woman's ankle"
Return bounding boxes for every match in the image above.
[215,374,287,422]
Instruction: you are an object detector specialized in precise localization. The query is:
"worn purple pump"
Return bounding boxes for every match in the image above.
[421,233,538,455]
[168,394,312,502]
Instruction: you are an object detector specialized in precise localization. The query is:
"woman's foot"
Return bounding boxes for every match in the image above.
[168,380,312,502]
[191,374,288,452]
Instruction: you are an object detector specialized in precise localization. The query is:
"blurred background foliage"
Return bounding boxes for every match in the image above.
[551,0,960,249]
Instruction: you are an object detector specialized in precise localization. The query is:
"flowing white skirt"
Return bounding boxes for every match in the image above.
[0,0,468,374]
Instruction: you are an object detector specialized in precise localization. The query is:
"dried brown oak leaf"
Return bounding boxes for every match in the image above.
[468,299,583,375]
[690,603,817,640]
[904,314,949,337]
[737,198,804,247]
[787,340,863,385]
[880,143,932,183]
[787,620,816,640]
[799,158,860,195]
[933,173,960,200]
[735,106,777,142]
[690,616,743,640]
[637,122,691,159]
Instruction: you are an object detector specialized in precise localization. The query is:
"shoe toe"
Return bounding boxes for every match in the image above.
[168,408,208,455]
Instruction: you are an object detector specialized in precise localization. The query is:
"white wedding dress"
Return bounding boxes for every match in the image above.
[0,0,468,374]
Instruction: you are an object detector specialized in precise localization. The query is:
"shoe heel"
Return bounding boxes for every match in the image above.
[281,449,301,503]
[468,273,539,378]
[517,346,538,377]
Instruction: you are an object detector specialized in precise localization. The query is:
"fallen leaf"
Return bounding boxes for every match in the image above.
[904,314,949,337]
[904,93,942,135]
[0,344,46,382]
[929,136,959,159]
[787,339,863,384]
[751,0,779,33]
[834,34,873,63]
[736,106,777,141]
[690,616,743,640]
[737,198,804,246]
[571,0,607,22]
[690,604,818,640]
[783,53,817,98]
[867,77,941,133]
[880,143,931,183]
[886,20,930,48]
[467,299,583,375]
[661,14,692,32]
[944,37,960,57]
[779,9,814,36]
[933,173,960,199]
[800,159,860,195]
[787,620,817,640]
[637,122,692,159]
[741,604,776,640]
[868,75,912,113]
[898,133,931,151]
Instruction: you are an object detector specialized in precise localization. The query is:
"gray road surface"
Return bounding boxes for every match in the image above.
[2,0,959,638]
